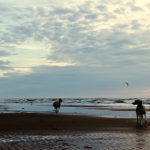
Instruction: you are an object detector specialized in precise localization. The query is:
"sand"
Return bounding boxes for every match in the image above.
[0,113,149,150]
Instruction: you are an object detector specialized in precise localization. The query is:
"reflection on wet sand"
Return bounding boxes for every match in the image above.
[135,131,148,150]
[1,131,150,150]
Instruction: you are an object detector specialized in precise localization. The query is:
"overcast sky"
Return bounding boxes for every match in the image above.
[1,0,150,98]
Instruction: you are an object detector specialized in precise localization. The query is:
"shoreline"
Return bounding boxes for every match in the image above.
[62,104,150,111]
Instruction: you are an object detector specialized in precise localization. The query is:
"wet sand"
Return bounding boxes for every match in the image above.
[0,113,146,132]
[0,113,150,150]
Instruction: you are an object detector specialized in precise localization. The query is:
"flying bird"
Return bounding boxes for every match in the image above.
[125,82,129,86]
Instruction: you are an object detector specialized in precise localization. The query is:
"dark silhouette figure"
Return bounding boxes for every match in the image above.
[132,100,147,126]
[53,99,63,114]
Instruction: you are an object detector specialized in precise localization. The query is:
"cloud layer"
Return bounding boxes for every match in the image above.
[1,0,150,97]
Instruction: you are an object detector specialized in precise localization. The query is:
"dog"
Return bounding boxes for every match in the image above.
[53,98,62,114]
[132,100,147,126]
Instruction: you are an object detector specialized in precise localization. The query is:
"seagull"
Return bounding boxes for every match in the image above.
[125,82,129,86]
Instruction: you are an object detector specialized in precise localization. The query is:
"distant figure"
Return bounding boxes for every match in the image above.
[132,100,147,126]
[53,99,63,114]
[125,82,129,86]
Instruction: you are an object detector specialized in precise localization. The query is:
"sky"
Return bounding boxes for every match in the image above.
[1,0,150,98]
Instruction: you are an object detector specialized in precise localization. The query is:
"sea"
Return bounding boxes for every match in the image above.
[0,98,150,118]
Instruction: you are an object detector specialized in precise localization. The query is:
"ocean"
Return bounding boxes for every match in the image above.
[0,98,150,118]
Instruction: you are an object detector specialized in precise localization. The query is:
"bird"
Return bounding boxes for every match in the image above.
[125,82,129,86]
[53,99,63,114]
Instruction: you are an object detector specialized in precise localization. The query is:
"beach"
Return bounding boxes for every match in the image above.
[0,98,150,149]
[0,113,150,150]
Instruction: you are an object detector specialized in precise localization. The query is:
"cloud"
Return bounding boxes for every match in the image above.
[1,0,150,97]
[0,67,32,77]
[126,2,143,11]
[0,50,12,56]
[85,13,99,20]
[0,1,148,70]
[1,62,150,98]
[10,44,46,50]
[0,60,11,66]
[97,4,107,11]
